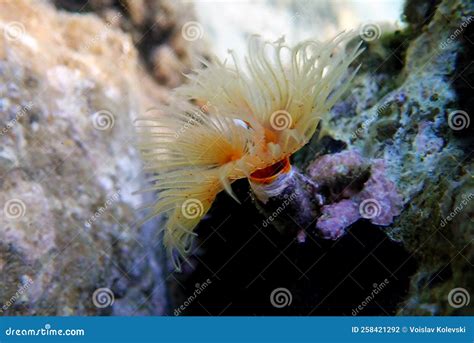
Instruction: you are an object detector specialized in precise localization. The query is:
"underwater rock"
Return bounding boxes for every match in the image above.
[53,0,210,88]
[302,0,473,315]
[0,0,167,315]
[315,199,360,240]
[308,150,403,239]
[414,121,444,155]
[151,44,184,88]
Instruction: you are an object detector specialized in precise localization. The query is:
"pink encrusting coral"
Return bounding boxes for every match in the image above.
[316,199,360,239]
[308,150,403,239]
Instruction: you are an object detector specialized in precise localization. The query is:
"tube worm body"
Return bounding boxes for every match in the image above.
[249,158,323,236]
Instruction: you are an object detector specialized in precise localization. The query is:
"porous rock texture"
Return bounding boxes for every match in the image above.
[0,0,180,315]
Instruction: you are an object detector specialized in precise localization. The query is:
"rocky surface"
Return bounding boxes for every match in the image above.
[0,0,170,315]
[53,0,210,88]
[309,150,403,240]
[300,0,473,315]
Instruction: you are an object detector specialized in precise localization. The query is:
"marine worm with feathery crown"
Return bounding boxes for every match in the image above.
[135,32,364,270]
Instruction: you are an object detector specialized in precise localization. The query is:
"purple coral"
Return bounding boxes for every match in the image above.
[308,150,403,239]
[358,160,403,226]
[316,199,360,239]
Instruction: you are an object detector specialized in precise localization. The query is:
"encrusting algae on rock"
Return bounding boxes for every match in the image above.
[135,32,364,269]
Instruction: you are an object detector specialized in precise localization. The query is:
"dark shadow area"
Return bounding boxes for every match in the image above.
[171,179,417,316]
